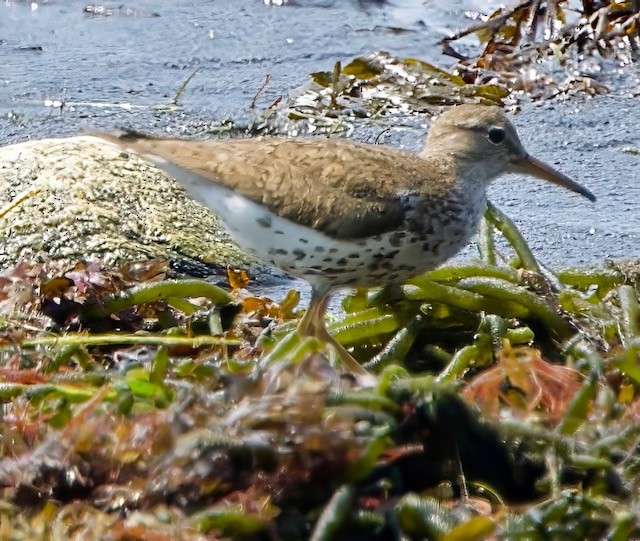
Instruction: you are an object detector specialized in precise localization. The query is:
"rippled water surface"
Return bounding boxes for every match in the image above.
[0,0,487,135]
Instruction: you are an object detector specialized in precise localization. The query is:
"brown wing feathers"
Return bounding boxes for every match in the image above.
[94,134,445,240]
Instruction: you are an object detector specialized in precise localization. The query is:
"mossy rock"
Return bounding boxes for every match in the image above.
[0,136,275,279]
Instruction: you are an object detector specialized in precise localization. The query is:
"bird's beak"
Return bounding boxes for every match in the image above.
[512,155,596,202]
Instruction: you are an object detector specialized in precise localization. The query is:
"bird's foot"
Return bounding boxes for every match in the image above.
[296,314,377,388]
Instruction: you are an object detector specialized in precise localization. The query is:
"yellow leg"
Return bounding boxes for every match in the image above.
[296,288,328,338]
[297,286,375,386]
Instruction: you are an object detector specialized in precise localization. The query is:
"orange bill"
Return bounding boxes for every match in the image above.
[513,155,596,202]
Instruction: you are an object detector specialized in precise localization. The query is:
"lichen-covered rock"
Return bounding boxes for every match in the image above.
[0,136,272,278]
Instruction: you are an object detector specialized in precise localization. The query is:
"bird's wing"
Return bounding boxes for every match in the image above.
[94,134,439,240]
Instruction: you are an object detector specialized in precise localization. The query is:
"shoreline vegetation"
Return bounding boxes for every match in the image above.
[0,1,639,539]
[0,199,638,539]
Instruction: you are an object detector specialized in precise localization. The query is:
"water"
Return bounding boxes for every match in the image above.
[0,0,520,135]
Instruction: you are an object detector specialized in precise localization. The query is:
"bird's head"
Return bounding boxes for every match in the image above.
[422,105,595,202]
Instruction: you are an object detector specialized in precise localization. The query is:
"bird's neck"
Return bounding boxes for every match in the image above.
[420,142,506,184]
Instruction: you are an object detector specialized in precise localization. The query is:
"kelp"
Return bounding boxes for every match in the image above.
[284,52,511,135]
[443,0,640,99]
[0,202,639,539]
[232,2,640,139]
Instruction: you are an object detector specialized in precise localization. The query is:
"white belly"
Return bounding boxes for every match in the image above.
[164,163,483,288]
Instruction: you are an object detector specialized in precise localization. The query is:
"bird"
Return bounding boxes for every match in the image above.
[94,105,595,381]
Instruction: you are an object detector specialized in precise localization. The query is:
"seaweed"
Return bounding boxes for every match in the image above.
[0,204,638,539]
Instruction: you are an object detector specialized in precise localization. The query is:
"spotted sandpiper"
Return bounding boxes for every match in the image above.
[95,105,595,380]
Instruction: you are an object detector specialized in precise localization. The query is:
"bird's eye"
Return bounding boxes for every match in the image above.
[487,127,506,144]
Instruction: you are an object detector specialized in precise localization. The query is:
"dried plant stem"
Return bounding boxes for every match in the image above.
[22,333,238,349]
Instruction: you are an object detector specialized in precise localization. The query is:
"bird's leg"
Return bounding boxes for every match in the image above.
[311,320,374,381]
[296,286,330,338]
[296,285,375,385]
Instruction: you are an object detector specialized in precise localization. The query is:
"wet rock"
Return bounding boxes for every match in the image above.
[0,136,272,278]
